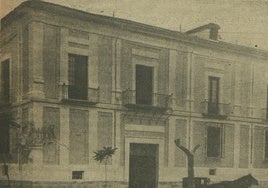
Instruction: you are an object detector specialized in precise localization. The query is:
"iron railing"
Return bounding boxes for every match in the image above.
[122,89,171,109]
[200,101,231,118]
[62,84,100,104]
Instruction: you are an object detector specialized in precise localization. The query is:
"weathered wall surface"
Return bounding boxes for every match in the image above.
[1,2,268,187]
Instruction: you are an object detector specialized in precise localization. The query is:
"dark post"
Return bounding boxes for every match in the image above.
[175,139,200,188]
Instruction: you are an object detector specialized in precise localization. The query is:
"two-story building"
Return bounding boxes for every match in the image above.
[1,1,268,187]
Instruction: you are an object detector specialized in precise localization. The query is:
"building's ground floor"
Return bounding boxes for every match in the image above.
[1,102,268,187]
[0,166,268,188]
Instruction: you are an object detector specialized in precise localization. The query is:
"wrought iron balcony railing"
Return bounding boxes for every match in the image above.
[200,101,231,119]
[122,89,171,111]
[61,84,100,105]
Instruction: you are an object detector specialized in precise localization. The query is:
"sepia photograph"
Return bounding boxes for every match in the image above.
[0,0,268,187]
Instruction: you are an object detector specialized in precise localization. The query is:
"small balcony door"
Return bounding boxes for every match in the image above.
[68,54,88,100]
[208,76,219,114]
[135,64,153,105]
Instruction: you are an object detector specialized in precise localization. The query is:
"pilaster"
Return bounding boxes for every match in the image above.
[169,49,177,109]
[114,111,122,167]
[168,117,176,167]
[88,34,99,89]
[28,22,45,98]
[60,107,69,165]
[112,38,122,104]
[233,123,240,168]
[233,63,242,116]
[186,51,194,112]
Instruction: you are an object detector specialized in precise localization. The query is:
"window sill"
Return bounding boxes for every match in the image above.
[205,156,222,163]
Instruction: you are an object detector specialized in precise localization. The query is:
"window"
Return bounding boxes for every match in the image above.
[1,60,10,103]
[208,76,219,114]
[266,86,268,119]
[207,126,222,158]
[0,114,9,155]
[135,64,153,105]
[265,130,268,159]
[2,164,8,175]
[68,54,88,100]
[72,171,84,179]
[209,168,216,176]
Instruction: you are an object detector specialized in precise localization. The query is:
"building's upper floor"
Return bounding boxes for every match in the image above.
[1,0,268,122]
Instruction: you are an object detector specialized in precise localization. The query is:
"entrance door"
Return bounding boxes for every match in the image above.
[129,143,158,188]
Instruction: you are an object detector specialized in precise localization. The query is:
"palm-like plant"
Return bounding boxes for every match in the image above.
[93,146,117,188]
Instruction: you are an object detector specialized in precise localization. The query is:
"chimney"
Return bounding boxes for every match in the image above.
[185,23,220,40]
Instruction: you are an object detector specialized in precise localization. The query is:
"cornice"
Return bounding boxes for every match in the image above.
[1,0,268,59]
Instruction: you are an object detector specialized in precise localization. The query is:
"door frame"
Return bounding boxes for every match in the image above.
[129,143,159,188]
[124,137,164,186]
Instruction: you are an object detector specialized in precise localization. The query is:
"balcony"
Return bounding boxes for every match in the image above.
[200,101,231,119]
[122,89,172,112]
[61,84,100,106]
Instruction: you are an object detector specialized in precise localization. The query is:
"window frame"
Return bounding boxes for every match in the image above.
[1,58,11,103]
[68,53,88,100]
[0,115,10,155]
[135,64,154,105]
[206,125,223,158]
[264,129,268,160]
[266,85,268,119]
[72,171,84,180]
[0,55,12,159]
[132,58,158,106]
[208,76,220,114]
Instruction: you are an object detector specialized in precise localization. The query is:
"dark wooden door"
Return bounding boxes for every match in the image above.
[129,143,158,188]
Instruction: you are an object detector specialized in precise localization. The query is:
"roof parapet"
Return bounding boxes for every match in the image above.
[185,23,220,40]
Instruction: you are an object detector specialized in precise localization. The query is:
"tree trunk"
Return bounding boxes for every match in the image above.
[175,139,198,188]
[105,157,108,188]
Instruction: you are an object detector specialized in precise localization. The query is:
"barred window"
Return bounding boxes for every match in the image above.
[207,126,222,158]
[72,171,84,179]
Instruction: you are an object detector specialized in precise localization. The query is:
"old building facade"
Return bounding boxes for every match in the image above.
[1,1,268,187]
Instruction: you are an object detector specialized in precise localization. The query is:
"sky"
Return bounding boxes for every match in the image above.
[1,0,268,50]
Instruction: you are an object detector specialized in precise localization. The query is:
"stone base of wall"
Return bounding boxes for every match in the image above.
[0,180,32,188]
[33,181,128,188]
[1,180,266,188]
[0,180,128,188]
[158,181,182,188]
